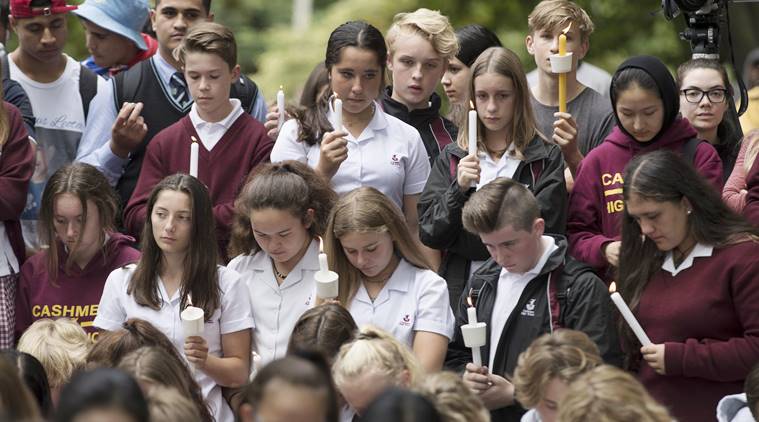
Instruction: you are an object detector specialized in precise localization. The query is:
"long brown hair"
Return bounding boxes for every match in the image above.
[0,358,41,421]
[287,303,358,362]
[324,187,432,305]
[0,61,9,148]
[617,150,759,359]
[227,160,337,258]
[38,163,119,283]
[118,347,213,422]
[457,47,542,158]
[128,174,220,320]
[85,319,186,370]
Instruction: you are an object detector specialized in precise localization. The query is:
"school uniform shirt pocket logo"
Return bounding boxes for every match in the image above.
[399,314,413,326]
[521,299,537,317]
[390,154,402,167]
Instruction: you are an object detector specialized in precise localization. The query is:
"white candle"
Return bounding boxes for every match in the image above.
[319,237,329,273]
[277,85,285,131]
[189,138,199,178]
[467,304,478,325]
[609,282,652,346]
[468,101,477,157]
[180,304,204,374]
[334,95,342,131]
[316,237,338,298]
[461,296,486,368]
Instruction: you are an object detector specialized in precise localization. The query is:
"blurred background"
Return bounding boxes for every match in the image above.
[12,0,759,106]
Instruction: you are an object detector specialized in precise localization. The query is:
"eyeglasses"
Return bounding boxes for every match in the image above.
[680,88,728,104]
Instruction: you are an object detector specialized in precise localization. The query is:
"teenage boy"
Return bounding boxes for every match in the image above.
[382,8,458,163]
[446,178,621,422]
[76,0,268,207]
[124,22,272,261]
[525,0,615,178]
[7,0,107,250]
[73,0,158,78]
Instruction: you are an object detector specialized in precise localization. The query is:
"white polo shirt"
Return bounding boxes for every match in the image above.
[271,102,430,209]
[188,99,244,151]
[227,239,320,365]
[349,258,455,347]
[94,265,254,422]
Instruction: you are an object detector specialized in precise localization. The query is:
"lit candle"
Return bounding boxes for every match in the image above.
[277,85,285,131]
[334,94,342,132]
[180,298,205,373]
[468,101,477,157]
[189,136,199,178]
[315,237,339,299]
[558,23,571,113]
[461,295,487,368]
[609,282,652,346]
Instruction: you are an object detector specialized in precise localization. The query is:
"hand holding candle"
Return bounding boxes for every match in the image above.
[609,282,652,346]
[315,237,339,299]
[181,300,205,373]
[189,136,199,178]
[461,295,487,367]
[277,85,285,131]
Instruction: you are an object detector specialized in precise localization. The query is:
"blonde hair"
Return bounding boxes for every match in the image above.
[386,8,459,59]
[325,187,432,305]
[332,326,423,390]
[743,129,759,173]
[457,47,541,158]
[17,318,91,388]
[513,330,602,409]
[173,22,237,69]
[557,365,672,422]
[527,0,595,42]
[416,371,490,422]
[146,386,201,422]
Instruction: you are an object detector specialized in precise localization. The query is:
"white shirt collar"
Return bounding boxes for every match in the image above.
[326,97,388,140]
[661,242,714,276]
[189,99,243,129]
[153,53,179,88]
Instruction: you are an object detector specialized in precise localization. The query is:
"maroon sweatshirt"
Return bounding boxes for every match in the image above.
[743,156,759,224]
[124,114,272,260]
[635,241,759,422]
[0,103,33,265]
[15,232,140,340]
[567,117,723,279]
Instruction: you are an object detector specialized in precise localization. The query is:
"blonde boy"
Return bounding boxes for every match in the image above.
[382,8,459,163]
[525,0,615,177]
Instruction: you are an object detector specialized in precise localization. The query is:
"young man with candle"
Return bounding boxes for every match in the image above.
[75,0,268,207]
[73,0,158,78]
[381,8,459,163]
[525,0,615,179]
[445,177,620,422]
[7,0,108,252]
[124,22,271,262]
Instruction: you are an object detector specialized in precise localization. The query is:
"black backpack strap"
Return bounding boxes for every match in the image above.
[78,65,98,119]
[113,61,146,112]
[682,137,703,164]
[233,75,260,114]
[1,54,9,81]
[547,263,567,331]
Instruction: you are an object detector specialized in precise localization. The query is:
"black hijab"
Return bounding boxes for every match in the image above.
[610,55,680,144]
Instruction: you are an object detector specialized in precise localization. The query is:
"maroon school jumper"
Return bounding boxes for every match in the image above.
[15,233,140,341]
[634,241,759,422]
[567,118,723,281]
[124,113,272,260]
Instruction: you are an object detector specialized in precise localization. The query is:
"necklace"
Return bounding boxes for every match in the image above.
[272,261,288,279]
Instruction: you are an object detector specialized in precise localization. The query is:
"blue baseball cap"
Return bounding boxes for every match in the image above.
[72,0,149,51]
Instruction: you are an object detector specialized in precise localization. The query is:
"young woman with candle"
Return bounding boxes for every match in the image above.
[226,161,337,365]
[16,163,140,342]
[617,149,759,422]
[677,58,743,180]
[419,46,567,308]
[324,187,454,372]
[95,174,253,422]
[567,55,723,283]
[270,21,433,265]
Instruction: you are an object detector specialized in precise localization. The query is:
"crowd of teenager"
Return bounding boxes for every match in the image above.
[2,0,759,421]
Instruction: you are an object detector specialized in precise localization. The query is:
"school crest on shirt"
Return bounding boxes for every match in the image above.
[399,314,413,326]
[521,299,537,317]
[390,154,402,167]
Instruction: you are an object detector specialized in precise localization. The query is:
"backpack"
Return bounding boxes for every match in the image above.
[2,54,98,119]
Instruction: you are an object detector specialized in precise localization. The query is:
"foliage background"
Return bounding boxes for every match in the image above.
[12,0,758,105]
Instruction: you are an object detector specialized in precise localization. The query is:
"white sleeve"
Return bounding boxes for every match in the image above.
[219,267,255,334]
[93,267,130,331]
[403,129,431,195]
[76,80,124,186]
[270,119,309,163]
[414,270,455,340]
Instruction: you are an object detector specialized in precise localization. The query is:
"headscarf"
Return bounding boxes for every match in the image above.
[610,55,680,144]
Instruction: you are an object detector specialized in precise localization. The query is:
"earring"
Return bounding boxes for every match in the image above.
[687,209,692,215]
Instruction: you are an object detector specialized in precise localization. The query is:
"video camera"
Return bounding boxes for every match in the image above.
[662,0,724,59]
